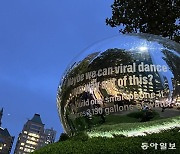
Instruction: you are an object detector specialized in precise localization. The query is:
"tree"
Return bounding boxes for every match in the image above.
[106,0,180,43]
[59,133,69,141]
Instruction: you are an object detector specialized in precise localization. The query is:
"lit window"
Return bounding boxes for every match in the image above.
[31,137,36,141]
[24,148,31,152]
[27,136,39,141]
[28,133,39,138]
[21,143,25,146]
[25,145,36,149]
[26,140,37,145]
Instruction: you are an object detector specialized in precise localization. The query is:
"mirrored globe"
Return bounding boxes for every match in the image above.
[57,33,180,137]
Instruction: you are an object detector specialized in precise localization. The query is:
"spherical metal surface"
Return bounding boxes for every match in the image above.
[57,33,180,136]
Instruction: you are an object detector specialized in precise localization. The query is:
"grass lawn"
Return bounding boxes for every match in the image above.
[87,116,180,137]
[72,110,162,132]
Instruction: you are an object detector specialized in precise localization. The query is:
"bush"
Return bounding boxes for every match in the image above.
[71,132,88,141]
[127,111,144,119]
[127,110,160,122]
[34,128,180,154]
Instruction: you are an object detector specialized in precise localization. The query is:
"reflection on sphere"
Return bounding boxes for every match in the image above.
[57,33,180,137]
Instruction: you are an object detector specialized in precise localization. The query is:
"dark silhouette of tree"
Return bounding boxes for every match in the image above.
[106,0,180,43]
[59,133,69,141]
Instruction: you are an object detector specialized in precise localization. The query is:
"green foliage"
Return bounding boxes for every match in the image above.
[127,111,144,119]
[106,0,180,43]
[127,110,160,121]
[71,132,89,142]
[33,128,180,154]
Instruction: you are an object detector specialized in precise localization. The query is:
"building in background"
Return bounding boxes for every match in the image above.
[14,114,45,153]
[44,128,56,145]
[14,113,56,154]
[0,108,14,154]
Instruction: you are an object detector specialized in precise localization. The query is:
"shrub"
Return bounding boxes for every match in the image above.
[34,128,180,154]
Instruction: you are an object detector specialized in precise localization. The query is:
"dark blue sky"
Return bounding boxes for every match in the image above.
[0,0,118,149]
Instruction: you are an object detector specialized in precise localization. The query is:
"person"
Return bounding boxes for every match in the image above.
[85,109,92,128]
[141,105,153,122]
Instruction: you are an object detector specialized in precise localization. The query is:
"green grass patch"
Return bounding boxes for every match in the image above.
[88,116,180,135]
[71,110,162,133]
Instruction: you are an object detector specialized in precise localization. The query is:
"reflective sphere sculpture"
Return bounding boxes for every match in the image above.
[57,33,180,137]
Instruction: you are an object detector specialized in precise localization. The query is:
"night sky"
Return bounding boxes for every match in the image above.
[0,0,118,152]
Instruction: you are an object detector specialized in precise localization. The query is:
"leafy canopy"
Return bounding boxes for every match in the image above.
[106,0,180,43]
